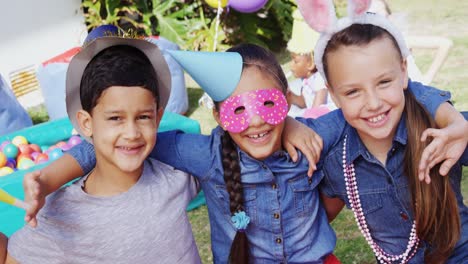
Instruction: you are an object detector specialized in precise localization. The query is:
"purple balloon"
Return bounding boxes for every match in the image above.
[229,0,268,13]
[60,144,72,152]
[31,152,40,161]
[68,135,82,147]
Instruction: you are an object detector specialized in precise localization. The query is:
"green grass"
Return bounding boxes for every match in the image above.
[186,1,468,263]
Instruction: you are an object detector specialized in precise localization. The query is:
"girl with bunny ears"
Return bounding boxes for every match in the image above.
[291,0,467,263]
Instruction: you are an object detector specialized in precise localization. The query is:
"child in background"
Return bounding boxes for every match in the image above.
[287,9,335,119]
[21,40,465,263]
[1,26,201,264]
[292,0,467,263]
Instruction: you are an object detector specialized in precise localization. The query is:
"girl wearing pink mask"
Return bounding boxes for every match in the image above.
[18,42,464,264]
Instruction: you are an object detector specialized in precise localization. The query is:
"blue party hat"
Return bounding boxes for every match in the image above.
[167,50,243,101]
[83,25,121,46]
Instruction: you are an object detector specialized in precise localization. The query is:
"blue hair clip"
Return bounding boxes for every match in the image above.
[231,211,250,231]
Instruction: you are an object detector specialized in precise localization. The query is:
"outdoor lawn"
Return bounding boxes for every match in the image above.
[184,0,468,263]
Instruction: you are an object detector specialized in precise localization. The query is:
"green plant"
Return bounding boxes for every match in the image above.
[223,0,295,51]
[80,0,296,52]
[82,0,147,32]
[27,105,49,125]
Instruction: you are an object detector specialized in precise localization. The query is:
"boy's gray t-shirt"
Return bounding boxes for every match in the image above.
[8,158,201,264]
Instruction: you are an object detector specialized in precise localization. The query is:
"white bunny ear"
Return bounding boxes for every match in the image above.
[296,0,337,33]
[347,0,371,18]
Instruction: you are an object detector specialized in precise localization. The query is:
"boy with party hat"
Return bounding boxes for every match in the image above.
[287,9,335,118]
[1,25,201,264]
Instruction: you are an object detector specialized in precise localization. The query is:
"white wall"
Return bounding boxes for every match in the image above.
[0,0,87,85]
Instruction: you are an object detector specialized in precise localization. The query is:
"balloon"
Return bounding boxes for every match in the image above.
[35,153,49,164]
[29,144,41,153]
[17,158,35,170]
[3,144,18,159]
[11,136,28,146]
[68,135,82,147]
[17,144,33,155]
[48,148,64,161]
[0,153,6,167]
[0,141,11,152]
[0,167,14,177]
[205,0,228,8]
[229,0,268,13]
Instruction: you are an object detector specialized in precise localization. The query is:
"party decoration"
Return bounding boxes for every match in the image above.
[68,135,82,147]
[0,141,10,152]
[229,0,268,13]
[3,144,18,159]
[205,0,228,8]
[11,136,28,146]
[18,158,35,170]
[0,189,29,210]
[0,153,6,167]
[0,167,14,176]
[48,148,64,161]
[167,50,242,102]
[17,144,33,155]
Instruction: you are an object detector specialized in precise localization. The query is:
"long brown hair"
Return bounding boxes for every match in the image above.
[215,43,288,263]
[323,24,460,263]
[404,90,460,263]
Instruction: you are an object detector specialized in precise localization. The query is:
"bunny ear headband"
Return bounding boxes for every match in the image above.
[296,0,410,81]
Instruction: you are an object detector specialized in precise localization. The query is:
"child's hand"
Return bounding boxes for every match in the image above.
[282,117,323,177]
[418,120,468,183]
[23,170,46,227]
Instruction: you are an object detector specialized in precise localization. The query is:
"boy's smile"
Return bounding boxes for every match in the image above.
[78,86,162,187]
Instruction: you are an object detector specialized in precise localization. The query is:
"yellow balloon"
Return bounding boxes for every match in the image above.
[205,0,228,8]
[0,167,14,177]
[12,135,28,146]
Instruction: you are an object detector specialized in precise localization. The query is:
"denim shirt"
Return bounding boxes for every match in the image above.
[300,81,467,263]
[70,128,336,263]
[155,128,336,263]
[69,80,459,263]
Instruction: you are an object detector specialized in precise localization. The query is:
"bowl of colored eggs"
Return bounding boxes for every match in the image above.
[0,135,82,177]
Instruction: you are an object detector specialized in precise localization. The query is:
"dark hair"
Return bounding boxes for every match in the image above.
[323,24,460,262]
[215,43,288,263]
[404,90,460,263]
[80,45,159,113]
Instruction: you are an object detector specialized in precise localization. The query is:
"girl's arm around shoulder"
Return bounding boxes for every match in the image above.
[418,106,468,182]
[408,81,451,117]
[282,111,346,172]
[155,130,221,181]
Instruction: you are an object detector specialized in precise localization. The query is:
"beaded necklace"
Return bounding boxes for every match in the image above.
[342,136,420,263]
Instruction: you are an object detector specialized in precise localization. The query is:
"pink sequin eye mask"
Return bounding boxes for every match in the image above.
[219,88,288,133]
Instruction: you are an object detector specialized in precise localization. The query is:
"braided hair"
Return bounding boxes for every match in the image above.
[215,43,289,263]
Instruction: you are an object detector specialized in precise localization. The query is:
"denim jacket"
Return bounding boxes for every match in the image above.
[71,128,337,263]
[299,81,467,263]
[155,128,337,263]
[69,80,461,263]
